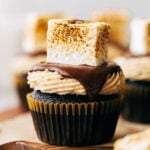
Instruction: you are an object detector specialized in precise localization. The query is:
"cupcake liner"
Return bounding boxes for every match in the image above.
[13,74,32,110]
[27,93,122,146]
[122,83,150,123]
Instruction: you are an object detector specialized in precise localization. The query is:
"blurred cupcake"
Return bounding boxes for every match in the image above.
[115,18,150,123]
[92,10,129,60]
[12,13,63,110]
[27,19,125,146]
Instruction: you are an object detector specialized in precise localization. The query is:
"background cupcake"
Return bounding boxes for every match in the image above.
[12,13,63,110]
[92,10,129,60]
[115,18,150,123]
[27,19,124,146]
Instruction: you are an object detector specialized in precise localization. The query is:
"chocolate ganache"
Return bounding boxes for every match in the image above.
[30,62,121,100]
[25,51,46,57]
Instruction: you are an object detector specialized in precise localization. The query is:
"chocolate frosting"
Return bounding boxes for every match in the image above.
[30,62,121,100]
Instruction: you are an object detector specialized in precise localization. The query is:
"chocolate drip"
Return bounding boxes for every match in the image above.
[30,62,121,100]
[25,51,46,57]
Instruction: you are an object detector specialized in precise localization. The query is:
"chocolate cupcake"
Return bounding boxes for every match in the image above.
[92,10,129,60]
[27,19,125,146]
[115,18,150,123]
[115,56,150,123]
[12,13,63,110]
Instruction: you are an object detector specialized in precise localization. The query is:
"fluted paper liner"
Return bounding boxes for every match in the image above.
[27,93,121,146]
[122,83,150,123]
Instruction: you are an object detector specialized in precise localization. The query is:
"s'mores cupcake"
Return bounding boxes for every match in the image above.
[12,13,63,110]
[92,10,129,60]
[27,19,125,146]
[115,18,150,123]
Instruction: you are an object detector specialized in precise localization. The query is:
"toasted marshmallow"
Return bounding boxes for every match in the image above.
[130,18,150,55]
[47,19,110,66]
[114,129,150,150]
[92,10,129,48]
[22,13,63,53]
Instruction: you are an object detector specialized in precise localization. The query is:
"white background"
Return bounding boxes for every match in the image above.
[0,0,149,111]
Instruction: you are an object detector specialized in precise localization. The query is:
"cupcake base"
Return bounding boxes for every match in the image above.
[122,80,150,124]
[13,74,32,110]
[27,92,122,146]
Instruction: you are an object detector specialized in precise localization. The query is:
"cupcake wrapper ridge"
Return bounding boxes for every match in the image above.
[27,93,122,146]
[122,83,150,123]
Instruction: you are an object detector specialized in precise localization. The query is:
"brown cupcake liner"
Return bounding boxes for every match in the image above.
[27,93,122,146]
[122,84,150,123]
[13,74,32,110]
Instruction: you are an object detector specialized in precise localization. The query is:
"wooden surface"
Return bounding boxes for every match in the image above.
[0,107,26,121]
[0,141,113,150]
[0,107,150,149]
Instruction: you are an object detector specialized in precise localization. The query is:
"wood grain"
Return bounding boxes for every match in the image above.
[0,141,113,150]
[0,141,16,150]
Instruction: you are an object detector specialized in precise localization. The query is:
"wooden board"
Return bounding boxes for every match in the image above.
[0,141,113,150]
[0,107,26,121]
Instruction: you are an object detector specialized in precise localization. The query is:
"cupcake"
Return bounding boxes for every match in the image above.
[115,18,150,123]
[27,19,125,146]
[12,13,63,110]
[92,10,129,60]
